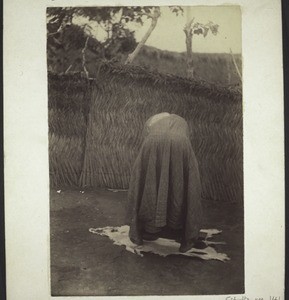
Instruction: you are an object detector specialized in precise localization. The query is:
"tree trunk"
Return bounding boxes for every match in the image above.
[125,7,160,65]
[184,16,195,78]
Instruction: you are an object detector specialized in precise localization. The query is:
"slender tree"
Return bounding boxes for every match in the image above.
[184,7,219,78]
[125,7,161,64]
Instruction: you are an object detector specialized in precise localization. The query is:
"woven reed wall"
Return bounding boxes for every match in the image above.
[48,74,91,187]
[48,62,243,202]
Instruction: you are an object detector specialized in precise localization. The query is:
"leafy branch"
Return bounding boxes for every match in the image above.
[184,14,219,78]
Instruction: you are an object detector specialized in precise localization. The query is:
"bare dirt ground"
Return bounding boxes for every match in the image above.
[50,188,244,296]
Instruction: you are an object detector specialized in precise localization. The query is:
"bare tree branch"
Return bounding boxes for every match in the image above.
[65,64,73,74]
[184,17,195,32]
[82,36,90,78]
[125,7,161,64]
[230,48,242,82]
[47,16,72,37]
[47,24,66,37]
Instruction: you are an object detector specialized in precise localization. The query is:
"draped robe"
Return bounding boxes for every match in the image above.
[126,114,203,244]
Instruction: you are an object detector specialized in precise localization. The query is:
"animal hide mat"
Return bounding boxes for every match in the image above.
[89,225,229,262]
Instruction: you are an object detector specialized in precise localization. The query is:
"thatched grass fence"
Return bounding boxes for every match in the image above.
[48,61,243,202]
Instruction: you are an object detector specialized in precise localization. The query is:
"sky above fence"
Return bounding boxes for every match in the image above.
[133,6,241,54]
[74,6,242,54]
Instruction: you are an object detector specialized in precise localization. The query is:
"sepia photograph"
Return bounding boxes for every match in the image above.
[4,0,285,299]
[47,5,243,296]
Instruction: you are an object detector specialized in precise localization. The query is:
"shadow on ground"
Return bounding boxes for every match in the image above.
[50,188,244,296]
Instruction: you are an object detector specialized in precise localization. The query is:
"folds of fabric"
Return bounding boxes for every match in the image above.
[126,114,203,244]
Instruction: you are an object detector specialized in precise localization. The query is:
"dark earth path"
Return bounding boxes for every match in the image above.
[50,188,244,296]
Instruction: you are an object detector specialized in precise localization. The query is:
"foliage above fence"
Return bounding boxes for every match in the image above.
[48,61,243,202]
